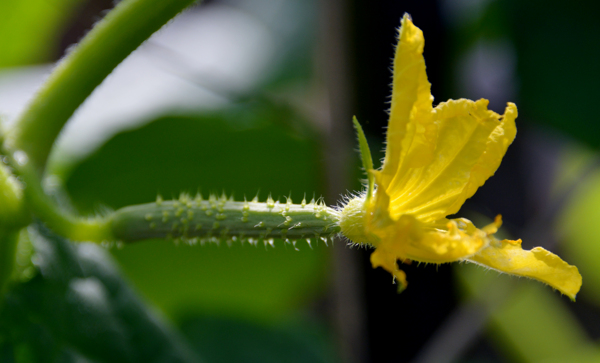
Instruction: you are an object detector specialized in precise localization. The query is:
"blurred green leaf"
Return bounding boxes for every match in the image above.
[0,223,199,363]
[0,0,84,68]
[62,100,322,210]
[180,316,338,363]
[558,157,600,305]
[62,100,330,322]
[456,264,596,363]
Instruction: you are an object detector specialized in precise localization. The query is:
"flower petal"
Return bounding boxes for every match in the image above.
[386,100,516,223]
[380,14,434,188]
[443,102,517,216]
[467,239,582,301]
[403,218,489,263]
[370,248,408,292]
[369,173,490,263]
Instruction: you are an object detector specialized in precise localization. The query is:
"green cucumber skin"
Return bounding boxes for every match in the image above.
[109,195,341,244]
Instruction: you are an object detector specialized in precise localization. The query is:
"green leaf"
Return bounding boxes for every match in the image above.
[63,100,322,210]
[558,163,600,304]
[0,223,200,363]
[456,264,593,363]
[180,316,338,363]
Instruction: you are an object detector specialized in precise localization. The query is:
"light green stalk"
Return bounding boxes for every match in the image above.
[0,230,21,294]
[6,0,199,173]
[0,163,28,292]
[2,0,199,243]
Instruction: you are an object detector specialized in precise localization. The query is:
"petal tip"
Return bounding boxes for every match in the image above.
[470,243,582,300]
[503,102,518,120]
[398,13,424,50]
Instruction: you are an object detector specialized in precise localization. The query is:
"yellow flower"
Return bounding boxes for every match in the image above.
[340,15,582,300]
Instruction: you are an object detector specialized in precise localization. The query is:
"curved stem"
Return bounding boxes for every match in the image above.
[0,163,28,294]
[0,230,21,294]
[6,0,199,174]
[2,0,199,242]
[17,162,112,242]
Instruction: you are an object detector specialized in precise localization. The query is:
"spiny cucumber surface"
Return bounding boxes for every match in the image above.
[109,193,341,248]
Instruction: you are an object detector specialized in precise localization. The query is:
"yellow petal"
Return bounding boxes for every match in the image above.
[386,99,516,223]
[380,14,433,188]
[443,102,517,216]
[403,218,489,263]
[367,175,490,263]
[467,239,582,300]
[378,16,517,224]
[370,248,408,292]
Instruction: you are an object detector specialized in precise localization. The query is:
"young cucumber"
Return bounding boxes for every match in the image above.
[109,194,341,246]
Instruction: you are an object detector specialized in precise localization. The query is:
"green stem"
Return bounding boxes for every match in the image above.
[17,162,112,242]
[0,163,28,294]
[0,230,21,294]
[6,0,198,173]
[2,0,198,242]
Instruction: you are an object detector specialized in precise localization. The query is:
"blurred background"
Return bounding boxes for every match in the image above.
[1,0,600,362]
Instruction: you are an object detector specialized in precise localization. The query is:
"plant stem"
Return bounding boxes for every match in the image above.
[2,0,199,243]
[17,162,112,242]
[6,0,199,174]
[0,163,28,293]
[0,230,21,294]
